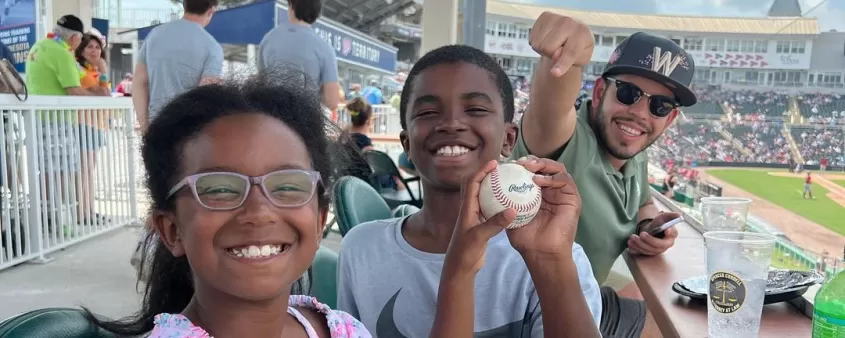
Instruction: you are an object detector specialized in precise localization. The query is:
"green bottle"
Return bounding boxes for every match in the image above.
[814,269,845,338]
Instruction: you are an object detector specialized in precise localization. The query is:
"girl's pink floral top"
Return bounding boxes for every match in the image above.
[149,295,370,338]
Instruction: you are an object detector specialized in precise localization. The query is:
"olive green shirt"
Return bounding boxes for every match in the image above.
[512,100,652,283]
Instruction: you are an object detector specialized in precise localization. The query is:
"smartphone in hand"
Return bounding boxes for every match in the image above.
[648,217,684,238]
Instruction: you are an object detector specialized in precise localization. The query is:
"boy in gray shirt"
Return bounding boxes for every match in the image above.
[258,0,340,111]
[337,45,601,338]
[133,0,224,131]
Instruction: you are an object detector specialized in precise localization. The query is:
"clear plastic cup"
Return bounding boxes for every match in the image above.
[705,231,776,338]
[700,197,752,232]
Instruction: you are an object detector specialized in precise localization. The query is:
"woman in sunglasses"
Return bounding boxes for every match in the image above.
[514,13,697,338]
[83,71,370,337]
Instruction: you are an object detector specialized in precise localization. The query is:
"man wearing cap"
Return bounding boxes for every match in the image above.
[513,12,697,337]
[26,15,110,96]
[25,15,110,231]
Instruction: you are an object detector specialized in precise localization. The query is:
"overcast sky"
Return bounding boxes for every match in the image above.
[124,0,845,31]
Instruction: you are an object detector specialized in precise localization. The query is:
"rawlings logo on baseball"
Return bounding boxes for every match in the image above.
[508,183,534,193]
[478,163,542,229]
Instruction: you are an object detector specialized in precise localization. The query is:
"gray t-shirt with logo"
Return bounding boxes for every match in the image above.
[257,21,338,89]
[138,19,223,120]
[337,217,602,337]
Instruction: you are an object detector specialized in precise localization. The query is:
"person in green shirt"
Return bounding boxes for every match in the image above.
[26,15,109,97]
[514,13,698,338]
[25,15,110,230]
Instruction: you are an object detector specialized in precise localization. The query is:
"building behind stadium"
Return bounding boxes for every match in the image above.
[480,0,845,92]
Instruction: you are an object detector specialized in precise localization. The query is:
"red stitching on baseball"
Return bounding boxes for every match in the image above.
[490,167,541,214]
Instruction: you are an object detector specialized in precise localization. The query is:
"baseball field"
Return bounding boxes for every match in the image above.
[703,168,845,263]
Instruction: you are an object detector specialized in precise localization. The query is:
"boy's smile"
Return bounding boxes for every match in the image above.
[401,62,517,191]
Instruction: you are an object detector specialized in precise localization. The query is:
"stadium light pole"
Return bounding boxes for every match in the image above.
[462,0,487,50]
[420,0,459,55]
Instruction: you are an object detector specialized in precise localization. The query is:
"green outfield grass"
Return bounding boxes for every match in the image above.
[707,169,845,236]
[834,180,845,190]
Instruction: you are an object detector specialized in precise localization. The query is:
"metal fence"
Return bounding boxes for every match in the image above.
[0,95,141,271]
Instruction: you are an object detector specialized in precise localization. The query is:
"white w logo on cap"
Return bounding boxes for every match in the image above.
[651,46,683,77]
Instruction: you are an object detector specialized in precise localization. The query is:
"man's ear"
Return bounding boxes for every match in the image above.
[153,211,185,257]
[592,77,608,110]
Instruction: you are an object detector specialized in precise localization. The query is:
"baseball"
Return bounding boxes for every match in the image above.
[478,162,542,229]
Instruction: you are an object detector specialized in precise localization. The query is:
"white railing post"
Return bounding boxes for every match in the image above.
[22,107,51,264]
[125,108,142,227]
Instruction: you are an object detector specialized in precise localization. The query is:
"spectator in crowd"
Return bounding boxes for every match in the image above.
[133,0,223,133]
[346,83,362,100]
[389,91,400,110]
[345,97,374,151]
[345,97,408,191]
[361,80,383,105]
[26,15,110,229]
[74,33,111,225]
[26,15,109,96]
[129,0,222,274]
[115,73,132,97]
[517,16,692,336]
[258,0,340,113]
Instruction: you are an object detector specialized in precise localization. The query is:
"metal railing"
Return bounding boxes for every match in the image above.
[0,95,142,271]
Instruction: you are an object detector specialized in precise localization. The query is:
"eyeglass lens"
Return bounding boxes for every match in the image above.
[194,171,315,209]
[613,80,677,118]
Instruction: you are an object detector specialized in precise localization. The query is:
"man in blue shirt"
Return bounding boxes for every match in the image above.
[361,80,383,104]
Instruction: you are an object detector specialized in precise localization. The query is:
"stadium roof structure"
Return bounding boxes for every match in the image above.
[321,0,419,31]
[768,0,803,17]
[487,0,820,35]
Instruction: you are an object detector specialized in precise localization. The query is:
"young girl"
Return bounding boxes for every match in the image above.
[86,72,370,337]
[345,97,374,151]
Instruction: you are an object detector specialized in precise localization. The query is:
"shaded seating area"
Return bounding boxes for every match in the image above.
[332,176,393,236]
[362,150,422,209]
[0,308,112,338]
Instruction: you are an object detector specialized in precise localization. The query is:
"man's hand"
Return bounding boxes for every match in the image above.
[529,12,594,77]
[628,212,680,256]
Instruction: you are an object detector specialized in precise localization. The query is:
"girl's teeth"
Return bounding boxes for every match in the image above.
[228,244,285,258]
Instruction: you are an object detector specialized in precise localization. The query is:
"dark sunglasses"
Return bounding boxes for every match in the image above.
[605,77,679,118]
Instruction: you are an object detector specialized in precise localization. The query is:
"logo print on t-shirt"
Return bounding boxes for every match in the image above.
[377,289,409,338]
[377,289,537,337]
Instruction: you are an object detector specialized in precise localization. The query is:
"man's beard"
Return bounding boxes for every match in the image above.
[588,99,658,161]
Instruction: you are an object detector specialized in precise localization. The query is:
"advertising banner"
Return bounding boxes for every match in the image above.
[0,0,37,72]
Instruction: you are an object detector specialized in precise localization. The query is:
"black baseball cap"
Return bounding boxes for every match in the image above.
[56,15,84,34]
[603,32,697,107]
